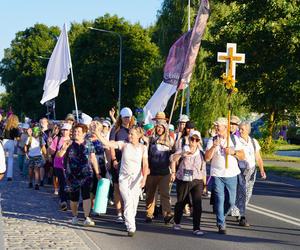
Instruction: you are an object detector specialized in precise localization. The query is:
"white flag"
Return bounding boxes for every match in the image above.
[144,81,177,124]
[40,24,72,104]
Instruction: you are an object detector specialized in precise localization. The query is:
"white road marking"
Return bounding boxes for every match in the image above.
[248,204,300,227]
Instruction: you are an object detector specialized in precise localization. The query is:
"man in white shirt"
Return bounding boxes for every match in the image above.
[205,117,245,234]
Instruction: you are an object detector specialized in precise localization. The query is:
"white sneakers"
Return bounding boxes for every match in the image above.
[173,224,181,230]
[115,216,124,223]
[71,216,95,227]
[83,217,95,227]
[71,216,79,225]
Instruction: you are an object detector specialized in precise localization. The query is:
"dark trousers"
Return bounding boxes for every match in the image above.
[54,168,67,203]
[174,179,203,231]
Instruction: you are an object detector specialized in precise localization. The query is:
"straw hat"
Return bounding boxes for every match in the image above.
[230,115,241,125]
[152,112,168,121]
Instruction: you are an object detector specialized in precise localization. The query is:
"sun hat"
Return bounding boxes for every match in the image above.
[230,115,241,125]
[61,123,72,130]
[178,114,189,123]
[120,107,133,118]
[215,117,228,126]
[80,113,93,126]
[65,113,75,121]
[152,112,168,121]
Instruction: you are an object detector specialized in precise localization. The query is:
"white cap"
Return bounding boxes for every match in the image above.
[61,123,72,130]
[189,130,201,138]
[215,117,228,126]
[178,114,189,123]
[80,113,93,125]
[120,107,133,118]
[22,123,30,129]
[102,120,111,127]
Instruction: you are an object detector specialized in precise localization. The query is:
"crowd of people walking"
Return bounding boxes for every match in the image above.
[0,107,266,237]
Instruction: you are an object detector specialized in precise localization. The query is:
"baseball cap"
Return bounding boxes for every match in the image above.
[61,123,72,130]
[189,130,201,138]
[120,107,133,118]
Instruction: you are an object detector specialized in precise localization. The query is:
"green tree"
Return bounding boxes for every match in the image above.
[0,24,60,119]
[153,0,249,134]
[68,15,160,117]
[208,0,300,148]
[0,16,160,119]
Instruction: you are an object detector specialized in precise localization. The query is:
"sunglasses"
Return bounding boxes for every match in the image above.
[190,137,200,142]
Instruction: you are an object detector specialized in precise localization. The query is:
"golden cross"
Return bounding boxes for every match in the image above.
[217,43,245,80]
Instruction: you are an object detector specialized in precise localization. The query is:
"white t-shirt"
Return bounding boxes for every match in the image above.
[26,137,45,157]
[206,135,242,177]
[238,137,261,169]
[0,142,6,174]
[117,142,148,176]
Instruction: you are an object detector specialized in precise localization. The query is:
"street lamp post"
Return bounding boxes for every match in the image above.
[89,27,122,113]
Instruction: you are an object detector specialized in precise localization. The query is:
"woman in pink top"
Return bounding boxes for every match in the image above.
[49,123,72,211]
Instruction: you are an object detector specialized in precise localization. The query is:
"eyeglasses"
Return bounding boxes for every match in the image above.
[190,137,200,142]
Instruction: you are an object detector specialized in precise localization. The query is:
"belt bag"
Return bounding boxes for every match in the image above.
[182,169,193,182]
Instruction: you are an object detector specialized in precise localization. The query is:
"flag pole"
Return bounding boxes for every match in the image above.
[65,24,79,122]
[169,90,179,125]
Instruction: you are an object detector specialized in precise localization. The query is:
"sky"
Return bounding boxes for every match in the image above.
[0,0,163,92]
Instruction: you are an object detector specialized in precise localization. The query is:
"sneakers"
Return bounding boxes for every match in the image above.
[127,231,135,237]
[60,202,68,211]
[84,217,95,227]
[71,216,79,225]
[54,189,59,195]
[115,216,124,224]
[218,225,226,234]
[193,230,204,236]
[28,183,33,188]
[239,217,250,227]
[164,215,174,224]
[145,217,153,223]
[35,184,39,190]
[173,224,181,230]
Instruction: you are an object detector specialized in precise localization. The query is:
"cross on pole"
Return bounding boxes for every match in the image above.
[217,43,245,169]
[217,43,245,80]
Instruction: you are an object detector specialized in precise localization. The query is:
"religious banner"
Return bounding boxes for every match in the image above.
[144,0,210,124]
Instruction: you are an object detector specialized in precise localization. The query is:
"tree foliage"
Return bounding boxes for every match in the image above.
[0,16,160,119]
[207,0,300,145]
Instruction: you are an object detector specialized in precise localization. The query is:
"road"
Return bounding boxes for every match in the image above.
[82,173,300,250]
[1,163,299,250]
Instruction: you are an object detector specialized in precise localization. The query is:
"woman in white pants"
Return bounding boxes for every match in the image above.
[96,126,149,237]
[3,114,20,181]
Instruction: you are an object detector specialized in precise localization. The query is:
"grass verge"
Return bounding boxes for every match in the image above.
[262,154,300,163]
[274,144,300,151]
[264,165,300,180]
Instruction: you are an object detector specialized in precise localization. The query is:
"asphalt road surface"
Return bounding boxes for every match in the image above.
[80,174,300,250]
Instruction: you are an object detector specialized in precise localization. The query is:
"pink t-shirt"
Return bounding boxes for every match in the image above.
[50,137,65,169]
